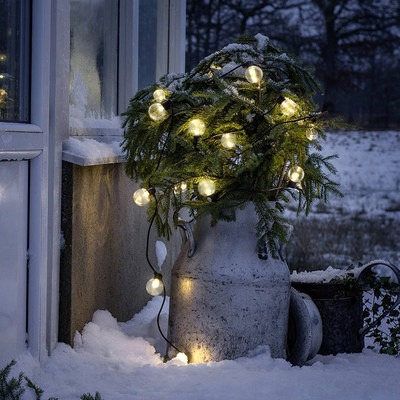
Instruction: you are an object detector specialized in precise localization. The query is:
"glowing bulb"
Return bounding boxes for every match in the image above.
[306,127,318,140]
[288,166,305,183]
[133,188,151,206]
[198,179,215,197]
[146,277,164,296]
[280,98,298,116]
[175,352,188,364]
[0,54,6,62]
[245,65,263,84]
[153,89,166,102]
[148,103,166,121]
[221,133,236,149]
[0,74,5,79]
[0,89,7,99]
[188,119,206,136]
[174,182,188,194]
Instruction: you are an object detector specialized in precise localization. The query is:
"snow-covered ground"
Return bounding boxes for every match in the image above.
[316,130,400,217]
[12,297,400,400]
[8,130,400,399]
[285,130,400,270]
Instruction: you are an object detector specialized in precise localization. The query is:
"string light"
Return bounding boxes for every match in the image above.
[245,65,263,84]
[221,133,237,149]
[133,188,151,206]
[173,182,188,194]
[148,103,167,121]
[153,89,167,102]
[188,119,206,136]
[146,277,164,296]
[198,178,215,196]
[0,54,6,62]
[288,166,305,183]
[174,352,188,364]
[306,127,318,140]
[279,97,298,116]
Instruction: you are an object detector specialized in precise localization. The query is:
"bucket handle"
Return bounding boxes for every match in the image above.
[178,218,196,258]
[357,260,400,338]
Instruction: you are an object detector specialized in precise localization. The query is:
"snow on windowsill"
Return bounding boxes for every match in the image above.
[62,136,126,166]
[69,115,124,137]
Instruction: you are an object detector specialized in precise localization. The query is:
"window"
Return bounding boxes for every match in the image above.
[70,0,119,123]
[68,0,183,134]
[0,0,30,122]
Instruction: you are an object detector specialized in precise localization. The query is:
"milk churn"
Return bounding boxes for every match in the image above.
[168,205,291,363]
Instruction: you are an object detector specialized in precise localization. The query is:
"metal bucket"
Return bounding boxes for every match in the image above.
[292,260,400,355]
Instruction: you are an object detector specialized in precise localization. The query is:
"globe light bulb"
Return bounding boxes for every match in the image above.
[133,188,151,206]
[175,352,188,364]
[198,179,215,197]
[280,98,298,116]
[245,65,263,84]
[0,54,6,62]
[153,89,166,102]
[306,127,318,140]
[173,182,188,194]
[188,119,206,136]
[288,166,305,183]
[146,277,164,296]
[148,103,166,121]
[221,133,237,149]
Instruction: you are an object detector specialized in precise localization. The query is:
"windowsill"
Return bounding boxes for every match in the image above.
[0,122,42,133]
[62,136,126,166]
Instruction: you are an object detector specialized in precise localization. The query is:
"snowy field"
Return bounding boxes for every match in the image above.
[286,130,400,271]
[8,130,400,399]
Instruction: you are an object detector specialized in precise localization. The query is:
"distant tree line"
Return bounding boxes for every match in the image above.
[186,0,400,129]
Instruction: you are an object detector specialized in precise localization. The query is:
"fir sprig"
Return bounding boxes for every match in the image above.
[122,34,342,255]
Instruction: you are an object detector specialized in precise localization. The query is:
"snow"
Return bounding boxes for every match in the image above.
[63,137,124,159]
[155,241,167,270]
[254,33,269,50]
[291,262,398,283]
[11,297,400,399]
[291,266,363,283]
[309,130,400,218]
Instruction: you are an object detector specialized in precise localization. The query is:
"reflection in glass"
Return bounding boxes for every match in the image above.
[138,0,158,90]
[0,0,30,122]
[70,0,118,121]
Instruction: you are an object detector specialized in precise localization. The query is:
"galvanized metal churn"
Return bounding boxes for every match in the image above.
[167,205,292,363]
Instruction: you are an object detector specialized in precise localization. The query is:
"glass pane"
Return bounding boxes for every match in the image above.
[0,0,30,122]
[138,0,158,90]
[70,0,118,121]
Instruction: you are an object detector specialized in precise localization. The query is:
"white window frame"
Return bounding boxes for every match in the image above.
[0,0,69,360]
